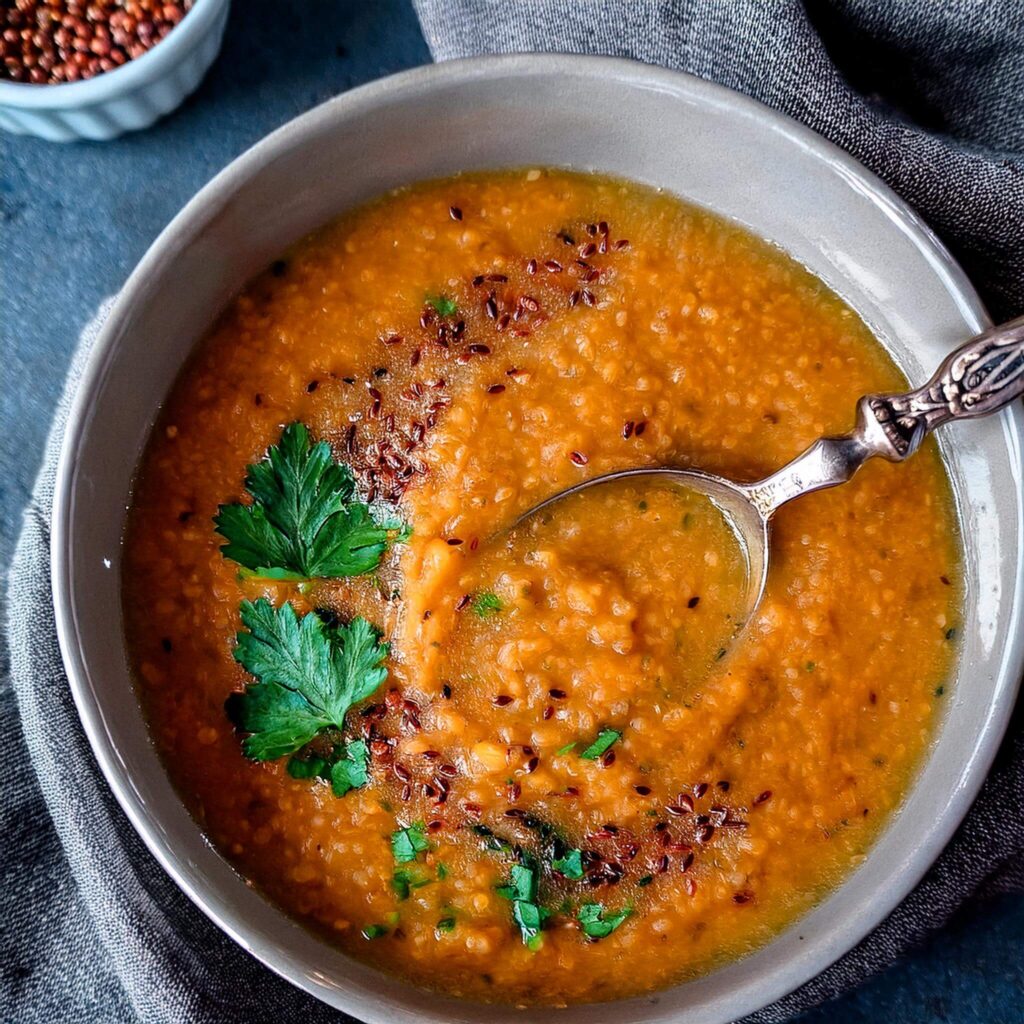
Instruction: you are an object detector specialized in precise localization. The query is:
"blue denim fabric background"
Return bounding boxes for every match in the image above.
[1,1,1021,1021]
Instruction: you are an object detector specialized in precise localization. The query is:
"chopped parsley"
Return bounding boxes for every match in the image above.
[427,294,458,317]
[579,728,621,760]
[577,902,631,939]
[472,591,504,618]
[391,822,430,863]
[496,861,549,949]
[551,848,585,880]
[435,915,456,934]
[215,422,398,580]
[361,923,388,940]
[226,599,388,761]
[555,741,577,756]
[392,867,432,900]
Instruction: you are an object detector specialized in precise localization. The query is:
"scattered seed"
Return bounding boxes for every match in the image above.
[449,205,462,221]
[569,450,589,466]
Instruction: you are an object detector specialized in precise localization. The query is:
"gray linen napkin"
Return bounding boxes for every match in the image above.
[4,3,1024,1022]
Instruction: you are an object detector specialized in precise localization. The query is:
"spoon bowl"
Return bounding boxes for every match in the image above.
[519,314,1024,620]
[517,467,770,625]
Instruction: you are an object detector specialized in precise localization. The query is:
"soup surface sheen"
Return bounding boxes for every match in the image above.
[124,170,960,1006]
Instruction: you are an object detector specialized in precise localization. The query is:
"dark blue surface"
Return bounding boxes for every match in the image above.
[1,2,1021,1021]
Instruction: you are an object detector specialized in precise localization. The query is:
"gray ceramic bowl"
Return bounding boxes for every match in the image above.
[52,55,1024,1023]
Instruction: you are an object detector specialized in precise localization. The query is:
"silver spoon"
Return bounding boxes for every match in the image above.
[520,315,1024,621]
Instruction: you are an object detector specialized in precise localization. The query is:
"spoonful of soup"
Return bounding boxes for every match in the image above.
[519,314,1024,623]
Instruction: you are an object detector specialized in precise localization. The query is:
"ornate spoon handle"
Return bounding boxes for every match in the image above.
[745,315,1024,518]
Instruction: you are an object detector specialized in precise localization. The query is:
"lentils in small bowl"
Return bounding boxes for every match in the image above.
[2,0,194,84]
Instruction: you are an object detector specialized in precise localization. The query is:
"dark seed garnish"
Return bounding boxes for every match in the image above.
[754,790,773,805]
[487,384,506,394]
[634,785,652,796]
[493,695,514,707]
[569,450,589,466]
[449,205,462,221]
[687,596,701,609]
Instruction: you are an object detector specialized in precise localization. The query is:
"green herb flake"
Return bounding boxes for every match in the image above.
[391,822,430,864]
[392,867,432,900]
[577,902,632,939]
[330,739,370,797]
[934,685,945,697]
[435,916,456,934]
[579,728,621,760]
[805,661,816,672]
[215,422,397,580]
[551,849,585,880]
[472,591,504,618]
[555,741,577,757]
[496,862,549,947]
[427,294,458,317]
[361,923,388,940]
[637,875,654,887]
[286,752,327,779]
[226,599,388,762]
[436,863,449,880]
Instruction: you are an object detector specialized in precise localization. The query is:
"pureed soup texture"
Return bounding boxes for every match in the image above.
[123,170,961,1006]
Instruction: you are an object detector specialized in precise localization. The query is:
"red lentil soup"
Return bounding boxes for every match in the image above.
[123,169,960,1006]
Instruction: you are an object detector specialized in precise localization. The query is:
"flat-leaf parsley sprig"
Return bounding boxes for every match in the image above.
[226,598,388,762]
[215,422,405,581]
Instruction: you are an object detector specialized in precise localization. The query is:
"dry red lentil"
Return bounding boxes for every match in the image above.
[1,0,194,84]
[123,169,961,1006]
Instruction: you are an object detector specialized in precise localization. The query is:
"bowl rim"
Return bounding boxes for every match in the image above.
[50,52,1024,1022]
[0,0,226,106]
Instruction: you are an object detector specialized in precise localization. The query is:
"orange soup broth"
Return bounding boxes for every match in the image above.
[123,170,961,1006]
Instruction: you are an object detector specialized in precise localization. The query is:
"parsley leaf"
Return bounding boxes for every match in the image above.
[361,923,388,939]
[579,728,621,760]
[472,591,504,618]
[391,822,430,863]
[330,738,370,797]
[577,902,631,939]
[215,422,395,580]
[551,849,585,880]
[286,752,327,779]
[227,599,388,761]
[435,915,456,934]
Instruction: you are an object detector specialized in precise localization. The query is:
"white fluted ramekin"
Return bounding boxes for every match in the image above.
[0,0,229,142]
